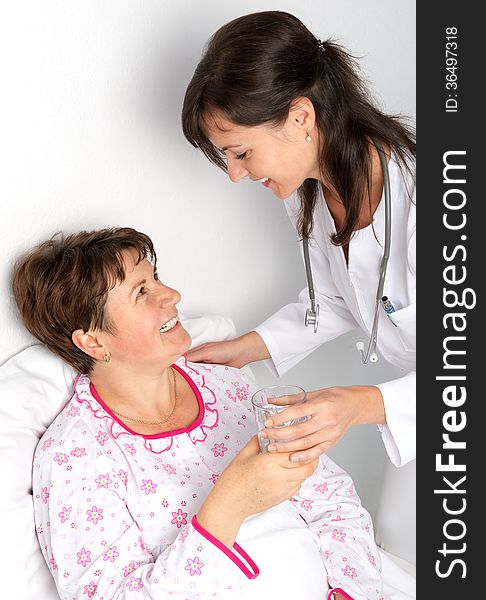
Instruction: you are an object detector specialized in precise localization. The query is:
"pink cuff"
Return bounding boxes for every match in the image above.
[328,588,355,600]
[191,515,259,579]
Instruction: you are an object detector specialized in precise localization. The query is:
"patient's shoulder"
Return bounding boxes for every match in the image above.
[181,358,258,392]
[34,394,97,463]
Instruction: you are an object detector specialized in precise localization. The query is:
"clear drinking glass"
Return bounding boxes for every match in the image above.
[251,384,308,453]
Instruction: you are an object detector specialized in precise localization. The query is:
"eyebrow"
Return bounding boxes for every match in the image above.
[219,144,242,152]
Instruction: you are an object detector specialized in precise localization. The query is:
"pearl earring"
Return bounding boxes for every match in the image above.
[305,132,312,142]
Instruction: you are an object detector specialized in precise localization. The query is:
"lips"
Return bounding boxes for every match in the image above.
[159,317,179,333]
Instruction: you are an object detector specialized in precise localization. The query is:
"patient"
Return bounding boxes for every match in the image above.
[12,227,383,600]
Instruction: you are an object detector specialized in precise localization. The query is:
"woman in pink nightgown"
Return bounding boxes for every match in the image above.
[12,227,384,600]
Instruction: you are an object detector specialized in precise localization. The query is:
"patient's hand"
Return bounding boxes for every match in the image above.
[197,436,318,547]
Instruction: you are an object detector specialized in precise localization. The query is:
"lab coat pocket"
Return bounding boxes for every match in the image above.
[388,302,416,352]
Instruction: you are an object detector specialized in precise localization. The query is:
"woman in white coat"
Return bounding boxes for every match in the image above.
[182,11,415,468]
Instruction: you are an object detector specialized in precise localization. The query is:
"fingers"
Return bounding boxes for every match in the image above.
[267,430,331,453]
[284,457,319,483]
[187,344,228,364]
[289,444,331,464]
[260,415,319,442]
[265,403,313,427]
[186,340,241,366]
[267,393,306,407]
[266,388,342,426]
[304,458,320,477]
[262,449,317,473]
[186,343,212,362]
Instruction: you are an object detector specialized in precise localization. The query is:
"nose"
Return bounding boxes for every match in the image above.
[157,283,181,308]
[227,156,248,183]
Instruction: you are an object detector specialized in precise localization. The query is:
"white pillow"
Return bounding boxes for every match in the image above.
[0,314,236,600]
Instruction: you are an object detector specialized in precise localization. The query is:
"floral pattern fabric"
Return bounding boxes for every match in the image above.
[33,358,383,599]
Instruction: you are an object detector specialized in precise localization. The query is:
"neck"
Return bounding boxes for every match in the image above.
[317,141,390,231]
[90,363,174,416]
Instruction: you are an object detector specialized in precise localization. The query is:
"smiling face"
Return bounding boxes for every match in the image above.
[99,250,191,371]
[204,105,321,199]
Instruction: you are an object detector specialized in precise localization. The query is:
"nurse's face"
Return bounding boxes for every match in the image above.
[204,106,321,200]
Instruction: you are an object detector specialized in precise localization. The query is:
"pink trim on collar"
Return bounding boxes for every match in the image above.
[88,362,205,440]
[74,357,220,454]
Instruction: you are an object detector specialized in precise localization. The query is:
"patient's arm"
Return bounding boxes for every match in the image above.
[197,437,317,547]
[292,454,384,600]
[33,432,261,599]
[33,426,316,600]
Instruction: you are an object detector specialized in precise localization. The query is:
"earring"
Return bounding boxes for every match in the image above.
[103,353,111,363]
[305,131,312,142]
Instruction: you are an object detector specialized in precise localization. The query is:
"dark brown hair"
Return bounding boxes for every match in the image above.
[12,227,156,373]
[182,10,415,244]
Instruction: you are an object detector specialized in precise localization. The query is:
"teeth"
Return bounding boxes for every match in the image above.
[159,317,178,333]
[258,177,269,183]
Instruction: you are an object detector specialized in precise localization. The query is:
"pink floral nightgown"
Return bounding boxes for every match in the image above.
[33,357,384,599]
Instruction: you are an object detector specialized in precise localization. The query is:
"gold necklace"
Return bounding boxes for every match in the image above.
[112,368,178,426]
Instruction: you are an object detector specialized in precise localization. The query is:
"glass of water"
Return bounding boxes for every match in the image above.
[251,385,308,453]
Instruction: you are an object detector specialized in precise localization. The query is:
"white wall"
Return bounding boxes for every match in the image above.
[0,0,415,528]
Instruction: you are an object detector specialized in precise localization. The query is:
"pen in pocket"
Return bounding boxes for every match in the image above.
[381,296,397,326]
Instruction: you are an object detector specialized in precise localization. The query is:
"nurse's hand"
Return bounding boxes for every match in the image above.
[260,385,386,462]
[186,330,270,368]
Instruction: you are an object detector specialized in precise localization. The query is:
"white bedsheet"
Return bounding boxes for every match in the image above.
[380,549,416,599]
[236,503,416,599]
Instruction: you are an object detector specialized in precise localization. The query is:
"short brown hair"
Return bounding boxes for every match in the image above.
[12,227,156,373]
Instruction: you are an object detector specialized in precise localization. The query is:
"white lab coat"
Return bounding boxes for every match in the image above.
[255,151,416,467]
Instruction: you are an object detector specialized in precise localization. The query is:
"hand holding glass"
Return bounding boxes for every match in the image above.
[251,385,309,453]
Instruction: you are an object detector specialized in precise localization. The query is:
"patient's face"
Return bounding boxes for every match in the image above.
[205,109,320,200]
[100,250,191,370]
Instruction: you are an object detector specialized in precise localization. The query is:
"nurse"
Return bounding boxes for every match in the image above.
[182,11,415,468]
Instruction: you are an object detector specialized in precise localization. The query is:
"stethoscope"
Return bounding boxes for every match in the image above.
[304,139,391,364]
